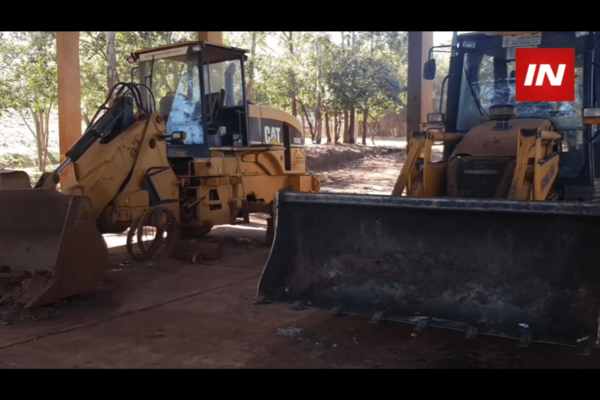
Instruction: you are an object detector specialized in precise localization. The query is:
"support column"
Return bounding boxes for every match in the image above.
[198,32,223,45]
[406,31,434,136]
[56,32,82,184]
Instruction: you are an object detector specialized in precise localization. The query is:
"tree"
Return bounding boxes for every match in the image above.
[0,32,58,172]
[221,32,411,146]
[323,38,405,145]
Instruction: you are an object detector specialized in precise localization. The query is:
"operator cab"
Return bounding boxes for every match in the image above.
[423,31,600,201]
[133,41,250,159]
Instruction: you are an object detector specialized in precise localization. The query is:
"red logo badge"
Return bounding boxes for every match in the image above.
[515,48,574,102]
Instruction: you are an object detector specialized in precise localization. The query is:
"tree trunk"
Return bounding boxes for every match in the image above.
[247,81,254,104]
[334,111,341,144]
[299,101,315,141]
[315,96,322,144]
[325,112,332,143]
[318,118,323,144]
[343,110,349,143]
[292,97,297,117]
[32,112,50,172]
[82,110,90,128]
[348,107,356,144]
[301,111,307,142]
[106,32,119,106]
[33,112,42,171]
[44,106,51,168]
[247,32,258,104]
[287,32,298,118]
[372,121,379,145]
[248,31,257,83]
[362,108,369,145]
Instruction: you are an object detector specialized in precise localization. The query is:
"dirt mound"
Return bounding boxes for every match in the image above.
[0,265,53,307]
[305,144,403,173]
[0,265,60,326]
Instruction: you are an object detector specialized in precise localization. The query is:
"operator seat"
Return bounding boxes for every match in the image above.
[160,92,175,122]
[206,89,225,126]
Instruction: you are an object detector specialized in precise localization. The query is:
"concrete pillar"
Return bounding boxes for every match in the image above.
[198,32,222,45]
[56,32,82,184]
[406,31,434,136]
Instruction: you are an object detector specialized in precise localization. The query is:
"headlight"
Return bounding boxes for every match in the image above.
[583,108,600,118]
[427,113,445,123]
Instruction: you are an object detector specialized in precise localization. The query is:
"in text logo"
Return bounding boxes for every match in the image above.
[516,48,574,102]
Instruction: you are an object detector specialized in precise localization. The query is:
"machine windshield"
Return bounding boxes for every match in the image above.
[140,51,204,145]
[456,32,588,133]
[138,51,245,146]
[455,32,589,177]
[203,59,245,107]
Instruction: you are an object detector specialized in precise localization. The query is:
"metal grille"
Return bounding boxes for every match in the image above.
[457,158,513,198]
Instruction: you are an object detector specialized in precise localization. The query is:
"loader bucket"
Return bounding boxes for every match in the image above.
[258,191,600,347]
[0,188,108,308]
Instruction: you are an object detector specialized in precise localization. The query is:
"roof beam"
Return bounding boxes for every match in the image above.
[198,32,222,45]
[407,31,434,136]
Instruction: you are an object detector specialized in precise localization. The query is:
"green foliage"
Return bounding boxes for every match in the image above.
[0,32,58,170]
[222,32,409,116]
[0,32,57,114]
[0,31,415,157]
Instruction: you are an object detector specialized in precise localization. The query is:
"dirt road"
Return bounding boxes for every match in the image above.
[317,149,405,195]
[1,229,598,368]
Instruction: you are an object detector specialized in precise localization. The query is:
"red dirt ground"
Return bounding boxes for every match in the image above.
[1,231,598,368]
[2,143,599,368]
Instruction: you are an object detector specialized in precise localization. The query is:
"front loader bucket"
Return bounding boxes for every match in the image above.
[0,189,108,308]
[258,191,600,347]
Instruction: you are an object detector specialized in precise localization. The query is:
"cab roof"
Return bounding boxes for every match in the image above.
[134,41,248,64]
[460,31,543,37]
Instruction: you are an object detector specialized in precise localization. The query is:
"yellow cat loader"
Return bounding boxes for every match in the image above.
[0,41,319,308]
[258,31,600,352]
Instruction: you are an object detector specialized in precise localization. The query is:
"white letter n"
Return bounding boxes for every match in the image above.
[524,64,537,86]
[536,64,566,86]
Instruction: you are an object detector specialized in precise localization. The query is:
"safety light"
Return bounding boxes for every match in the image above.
[583,108,600,125]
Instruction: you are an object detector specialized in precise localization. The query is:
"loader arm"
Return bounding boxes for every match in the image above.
[53,92,176,232]
[508,128,562,200]
[34,93,138,191]
[0,85,172,308]
[391,129,462,198]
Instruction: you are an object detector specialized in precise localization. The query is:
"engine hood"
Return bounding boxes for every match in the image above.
[449,118,554,159]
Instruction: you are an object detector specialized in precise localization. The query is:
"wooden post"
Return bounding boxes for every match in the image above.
[407,32,434,137]
[198,32,223,45]
[56,32,82,185]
